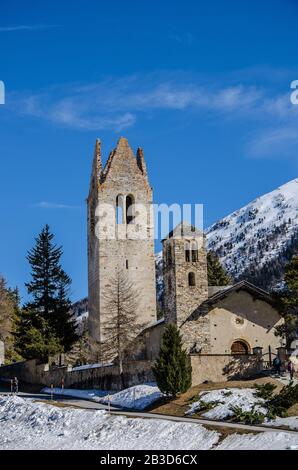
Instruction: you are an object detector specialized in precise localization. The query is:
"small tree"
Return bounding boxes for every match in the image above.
[207,251,231,286]
[0,277,22,362]
[152,324,192,398]
[100,269,145,388]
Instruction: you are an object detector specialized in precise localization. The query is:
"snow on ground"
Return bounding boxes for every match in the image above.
[216,431,298,450]
[0,395,218,450]
[264,416,298,431]
[42,383,162,410]
[100,383,162,410]
[42,387,112,402]
[71,362,113,371]
[186,388,267,420]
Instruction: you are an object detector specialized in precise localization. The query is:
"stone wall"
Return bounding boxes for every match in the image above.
[190,354,263,385]
[0,359,154,391]
[0,340,4,365]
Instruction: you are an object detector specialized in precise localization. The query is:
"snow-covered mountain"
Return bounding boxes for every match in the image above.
[206,178,298,289]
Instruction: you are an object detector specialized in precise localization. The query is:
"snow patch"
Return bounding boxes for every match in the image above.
[100,383,162,410]
[186,388,267,419]
[216,431,298,450]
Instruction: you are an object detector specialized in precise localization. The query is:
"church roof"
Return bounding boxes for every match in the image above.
[163,221,204,241]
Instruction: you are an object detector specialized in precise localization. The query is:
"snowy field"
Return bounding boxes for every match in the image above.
[0,395,218,450]
[186,388,267,419]
[42,383,162,410]
[1,395,298,450]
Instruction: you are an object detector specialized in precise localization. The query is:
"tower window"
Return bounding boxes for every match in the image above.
[116,195,124,224]
[126,259,129,269]
[188,272,196,287]
[191,241,198,262]
[126,194,135,224]
[185,241,190,262]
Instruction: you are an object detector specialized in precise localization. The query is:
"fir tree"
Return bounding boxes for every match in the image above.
[207,251,231,286]
[15,225,78,360]
[152,324,192,398]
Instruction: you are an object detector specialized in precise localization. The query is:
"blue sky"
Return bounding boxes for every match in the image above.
[0,0,297,303]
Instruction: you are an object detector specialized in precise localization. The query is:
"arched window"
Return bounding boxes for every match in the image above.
[167,245,172,265]
[116,195,124,224]
[191,241,198,262]
[185,241,190,262]
[188,272,196,286]
[231,340,250,355]
[126,194,135,224]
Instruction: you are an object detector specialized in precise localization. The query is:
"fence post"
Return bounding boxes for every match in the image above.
[268,345,272,367]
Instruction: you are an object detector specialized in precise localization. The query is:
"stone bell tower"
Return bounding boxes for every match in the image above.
[163,222,208,327]
[87,137,157,358]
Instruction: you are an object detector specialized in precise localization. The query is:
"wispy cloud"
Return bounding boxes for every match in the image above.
[248,126,298,159]
[0,24,59,32]
[34,201,80,210]
[5,72,298,159]
[7,77,265,132]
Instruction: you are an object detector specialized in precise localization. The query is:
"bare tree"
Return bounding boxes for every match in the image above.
[0,276,15,350]
[100,269,145,388]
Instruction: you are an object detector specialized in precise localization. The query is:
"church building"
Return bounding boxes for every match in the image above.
[87,137,284,383]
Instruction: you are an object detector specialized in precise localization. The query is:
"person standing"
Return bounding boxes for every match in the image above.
[273,356,281,375]
[288,360,295,381]
[12,377,18,394]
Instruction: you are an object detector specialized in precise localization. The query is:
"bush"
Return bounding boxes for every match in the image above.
[254,383,277,400]
[266,384,298,418]
[229,405,266,425]
[196,399,222,412]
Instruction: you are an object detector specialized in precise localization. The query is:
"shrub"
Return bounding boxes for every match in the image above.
[266,384,298,418]
[196,399,221,412]
[229,405,266,425]
[254,383,277,400]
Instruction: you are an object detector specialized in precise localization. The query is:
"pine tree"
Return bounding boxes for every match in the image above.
[207,251,231,286]
[15,225,78,361]
[152,324,192,398]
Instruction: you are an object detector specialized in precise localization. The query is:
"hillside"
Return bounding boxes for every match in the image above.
[206,178,298,290]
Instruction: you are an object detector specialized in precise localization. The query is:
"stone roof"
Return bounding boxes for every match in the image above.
[163,221,204,241]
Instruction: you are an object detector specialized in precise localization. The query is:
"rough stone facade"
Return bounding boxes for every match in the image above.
[163,223,208,327]
[88,138,157,359]
[0,340,4,365]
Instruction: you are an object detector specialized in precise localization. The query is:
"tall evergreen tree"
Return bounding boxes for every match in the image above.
[15,225,78,360]
[207,251,231,286]
[152,324,192,398]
